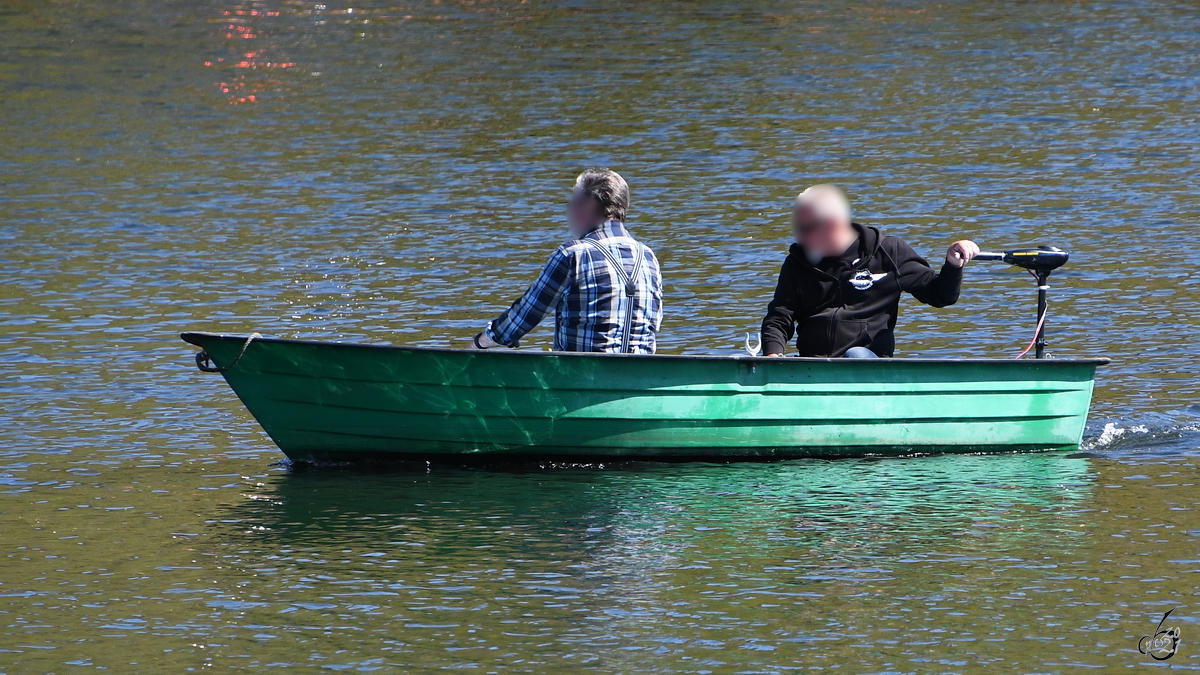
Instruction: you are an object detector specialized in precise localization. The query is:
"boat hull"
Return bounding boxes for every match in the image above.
[182,332,1105,463]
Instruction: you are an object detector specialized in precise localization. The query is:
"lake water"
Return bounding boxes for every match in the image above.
[2,0,1199,671]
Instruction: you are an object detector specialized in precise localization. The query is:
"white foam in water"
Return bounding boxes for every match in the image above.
[1084,422,1150,450]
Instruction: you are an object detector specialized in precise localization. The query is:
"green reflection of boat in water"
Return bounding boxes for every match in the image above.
[183,332,1106,463]
[218,454,1093,584]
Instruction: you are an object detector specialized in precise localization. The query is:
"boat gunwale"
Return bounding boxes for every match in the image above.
[181,331,1112,366]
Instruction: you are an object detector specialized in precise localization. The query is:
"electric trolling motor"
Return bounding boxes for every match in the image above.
[975,246,1069,359]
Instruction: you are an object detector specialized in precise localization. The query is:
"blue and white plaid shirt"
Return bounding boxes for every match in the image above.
[485,220,663,354]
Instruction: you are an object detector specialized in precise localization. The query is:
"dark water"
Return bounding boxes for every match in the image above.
[2,0,1199,671]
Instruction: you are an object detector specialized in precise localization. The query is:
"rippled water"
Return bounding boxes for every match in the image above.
[3,0,1199,671]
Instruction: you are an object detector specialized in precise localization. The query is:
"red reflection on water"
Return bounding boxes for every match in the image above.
[207,2,296,106]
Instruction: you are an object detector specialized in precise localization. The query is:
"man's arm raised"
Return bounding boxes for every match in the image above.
[889,237,977,308]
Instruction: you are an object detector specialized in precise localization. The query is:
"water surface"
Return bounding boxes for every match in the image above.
[2,0,1199,671]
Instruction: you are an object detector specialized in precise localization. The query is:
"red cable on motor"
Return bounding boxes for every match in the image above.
[1015,308,1048,359]
[1015,269,1047,359]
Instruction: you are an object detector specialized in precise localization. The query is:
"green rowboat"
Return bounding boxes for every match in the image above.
[182,332,1106,463]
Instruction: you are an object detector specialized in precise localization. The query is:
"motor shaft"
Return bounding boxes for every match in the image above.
[1035,271,1049,359]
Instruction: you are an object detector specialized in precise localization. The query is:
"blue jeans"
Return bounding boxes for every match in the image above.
[844,346,879,358]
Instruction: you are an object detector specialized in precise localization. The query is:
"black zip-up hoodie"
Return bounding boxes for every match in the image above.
[760,224,963,357]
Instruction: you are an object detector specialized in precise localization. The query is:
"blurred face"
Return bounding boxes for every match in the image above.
[792,197,853,259]
[566,188,603,237]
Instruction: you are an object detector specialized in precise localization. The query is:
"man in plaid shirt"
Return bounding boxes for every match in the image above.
[470,169,663,354]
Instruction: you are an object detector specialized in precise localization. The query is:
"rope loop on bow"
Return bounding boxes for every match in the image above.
[195,332,263,373]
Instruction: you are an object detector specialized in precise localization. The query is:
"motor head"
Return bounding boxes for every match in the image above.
[976,246,1070,274]
[1003,246,1069,272]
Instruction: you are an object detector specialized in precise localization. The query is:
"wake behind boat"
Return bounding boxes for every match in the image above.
[182,331,1106,463]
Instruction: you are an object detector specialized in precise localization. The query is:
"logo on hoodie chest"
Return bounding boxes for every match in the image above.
[850,269,888,291]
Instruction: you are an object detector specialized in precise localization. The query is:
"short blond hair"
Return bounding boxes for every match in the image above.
[795,184,852,223]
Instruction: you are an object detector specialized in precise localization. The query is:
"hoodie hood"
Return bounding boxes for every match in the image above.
[789,223,885,270]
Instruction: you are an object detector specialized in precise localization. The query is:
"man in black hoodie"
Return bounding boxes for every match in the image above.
[761,184,980,358]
